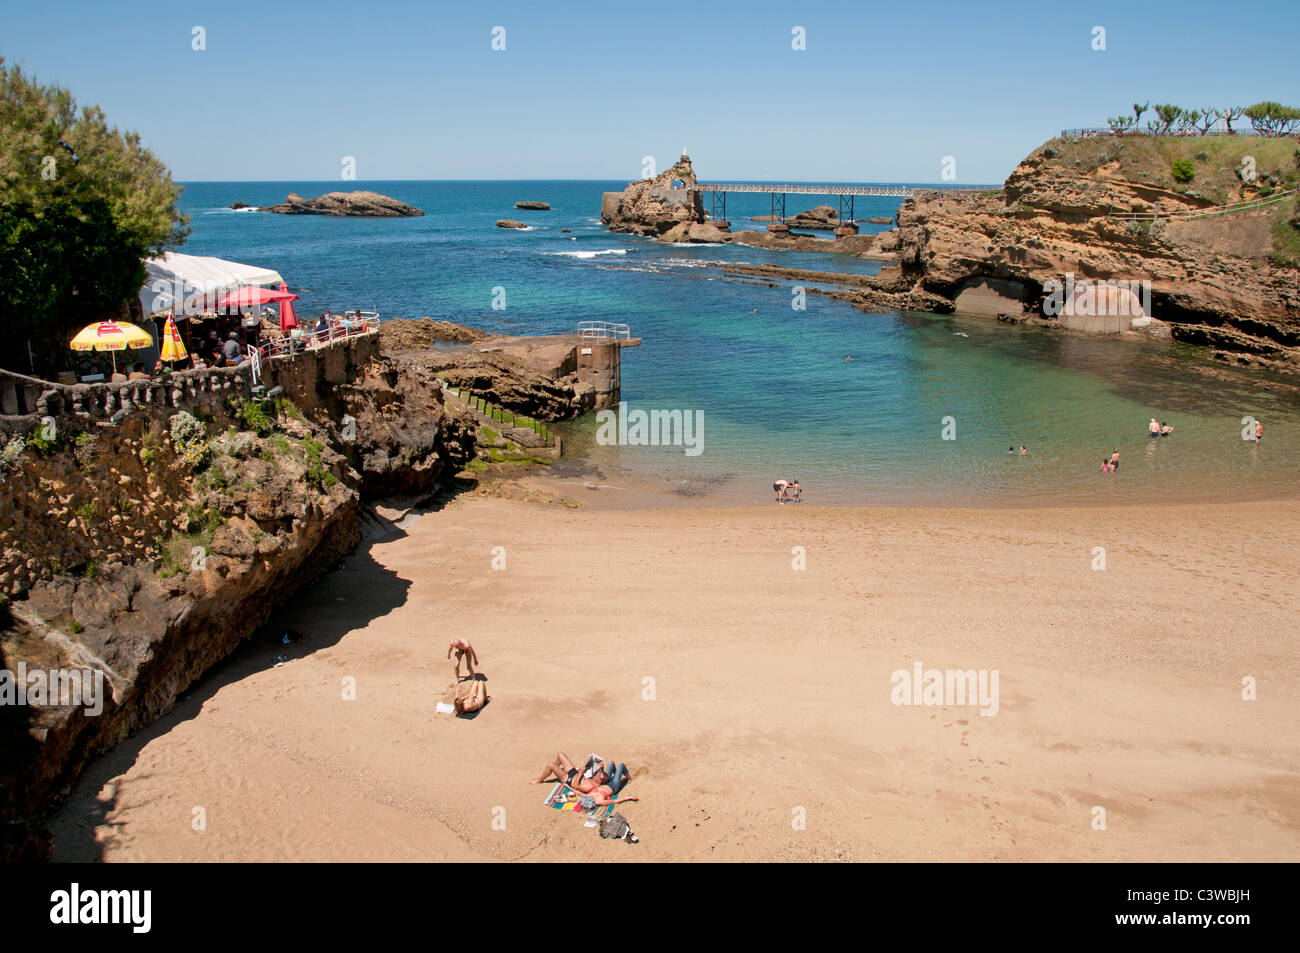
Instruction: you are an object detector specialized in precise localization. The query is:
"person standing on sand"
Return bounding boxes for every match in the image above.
[448,638,478,679]
[1255,419,1263,443]
[1110,449,1120,471]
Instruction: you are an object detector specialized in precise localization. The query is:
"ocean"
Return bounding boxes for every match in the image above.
[176,180,1300,506]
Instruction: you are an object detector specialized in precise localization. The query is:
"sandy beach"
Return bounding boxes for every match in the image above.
[51,482,1300,862]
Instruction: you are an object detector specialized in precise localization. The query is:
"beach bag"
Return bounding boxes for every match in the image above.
[599,812,639,843]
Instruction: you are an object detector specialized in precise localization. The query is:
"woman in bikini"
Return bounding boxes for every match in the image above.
[453,676,489,716]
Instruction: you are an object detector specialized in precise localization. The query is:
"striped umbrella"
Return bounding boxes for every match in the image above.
[69,320,154,374]
[160,313,188,364]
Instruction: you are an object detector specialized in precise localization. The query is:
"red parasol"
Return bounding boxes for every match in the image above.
[214,285,300,311]
[278,281,298,331]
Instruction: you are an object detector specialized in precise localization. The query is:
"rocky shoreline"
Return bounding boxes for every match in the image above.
[0,321,596,859]
[253,190,424,217]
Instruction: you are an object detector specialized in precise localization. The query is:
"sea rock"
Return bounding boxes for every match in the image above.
[787,205,840,229]
[229,201,249,210]
[601,155,706,238]
[496,219,528,229]
[379,318,486,350]
[260,191,424,217]
[505,427,546,448]
[515,201,551,210]
[868,216,893,224]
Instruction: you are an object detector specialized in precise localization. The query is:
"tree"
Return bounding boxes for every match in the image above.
[1177,109,1201,135]
[1196,109,1220,135]
[1132,102,1150,126]
[1149,104,1183,135]
[1244,101,1300,137]
[1221,106,1245,134]
[0,58,188,372]
[1107,115,1136,135]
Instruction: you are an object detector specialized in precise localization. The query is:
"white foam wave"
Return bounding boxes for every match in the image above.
[548,248,629,260]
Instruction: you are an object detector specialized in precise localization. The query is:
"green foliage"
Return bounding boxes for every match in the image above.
[75,500,94,520]
[274,396,302,420]
[0,58,188,370]
[69,620,84,634]
[24,423,59,456]
[1171,158,1196,183]
[169,410,211,470]
[234,398,273,437]
[1244,102,1300,137]
[302,437,337,489]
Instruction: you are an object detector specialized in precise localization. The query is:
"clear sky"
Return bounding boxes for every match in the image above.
[3,0,1296,183]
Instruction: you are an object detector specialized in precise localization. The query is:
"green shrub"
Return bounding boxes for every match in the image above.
[25,424,59,456]
[69,620,84,634]
[274,397,302,420]
[1171,158,1196,183]
[76,501,94,521]
[235,399,273,437]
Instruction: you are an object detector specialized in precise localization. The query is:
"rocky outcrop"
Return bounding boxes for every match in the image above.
[496,219,528,229]
[661,221,732,243]
[867,216,893,224]
[514,201,550,210]
[0,336,474,859]
[787,205,840,229]
[889,136,1300,363]
[601,155,707,237]
[378,318,486,349]
[260,191,424,217]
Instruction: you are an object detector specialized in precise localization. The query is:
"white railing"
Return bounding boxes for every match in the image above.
[246,319,378,382]
[1108,187,1298,222]
[577,321,631,340]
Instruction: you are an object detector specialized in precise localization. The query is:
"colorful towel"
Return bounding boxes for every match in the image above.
[543,782,613,819]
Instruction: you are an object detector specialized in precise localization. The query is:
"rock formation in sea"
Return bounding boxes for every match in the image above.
[514,201,550,210]
[890,136,1300,365]
[259,191,424,217]
[786,205,840,229]
[601,155,715,239]
[496,219,528,229]
[867,216,894,224]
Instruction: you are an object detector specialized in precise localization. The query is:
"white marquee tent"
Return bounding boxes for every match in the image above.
[138,252,284,319]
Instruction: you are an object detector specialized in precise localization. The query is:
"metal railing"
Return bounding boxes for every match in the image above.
[248,319,377,384]
[577,321,631,340]
[1060,126,1269,138]
[1107,187,1298,223]
[694,183,1002,196]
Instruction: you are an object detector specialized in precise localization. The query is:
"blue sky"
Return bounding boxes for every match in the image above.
[3,0,1296,182]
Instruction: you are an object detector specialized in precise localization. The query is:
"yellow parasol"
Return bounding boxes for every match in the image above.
[70,320,153,374]
[159,313,188,364]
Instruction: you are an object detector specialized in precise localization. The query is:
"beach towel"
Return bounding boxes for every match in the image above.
[543,782,614,819]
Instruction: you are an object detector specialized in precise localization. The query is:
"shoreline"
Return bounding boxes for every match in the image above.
[49,492,1300,862]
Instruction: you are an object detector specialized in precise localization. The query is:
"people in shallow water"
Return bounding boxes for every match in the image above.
[1160,422,1175,436]
[1149,417,1161,438]
[1110,449,1120,471]
[1102,458,1111,473]
[1019,446,1027,455]
[1255,419,1263,443]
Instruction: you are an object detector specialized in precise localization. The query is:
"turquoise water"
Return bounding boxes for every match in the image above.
[177,181,1300,505]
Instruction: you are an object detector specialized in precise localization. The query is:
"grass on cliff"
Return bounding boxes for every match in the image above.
[1042,135,1300,205]
[1271,196,1300,267]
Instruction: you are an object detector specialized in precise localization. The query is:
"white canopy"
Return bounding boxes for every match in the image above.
[139,252,284,318]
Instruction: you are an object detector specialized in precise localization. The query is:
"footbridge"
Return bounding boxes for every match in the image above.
[694,182,1003,233]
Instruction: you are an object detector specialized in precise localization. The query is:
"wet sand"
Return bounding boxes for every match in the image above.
[51,484,1300,862]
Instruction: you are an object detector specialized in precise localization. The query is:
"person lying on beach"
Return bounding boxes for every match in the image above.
[448,638,478,679]
[531,752,606,792]
[453,676,489,716]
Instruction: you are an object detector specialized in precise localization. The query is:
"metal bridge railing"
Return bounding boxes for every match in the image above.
[577,321,631,340]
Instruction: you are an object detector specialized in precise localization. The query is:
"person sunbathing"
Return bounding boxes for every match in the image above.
[530,752,602,791]
[453,676,489,715]
[448,638,478,679]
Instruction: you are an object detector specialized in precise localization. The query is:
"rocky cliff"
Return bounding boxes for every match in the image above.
[260,191,424,217]
[891,135,1300,366]
[0,333,473,859]
[601,155,709,237]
